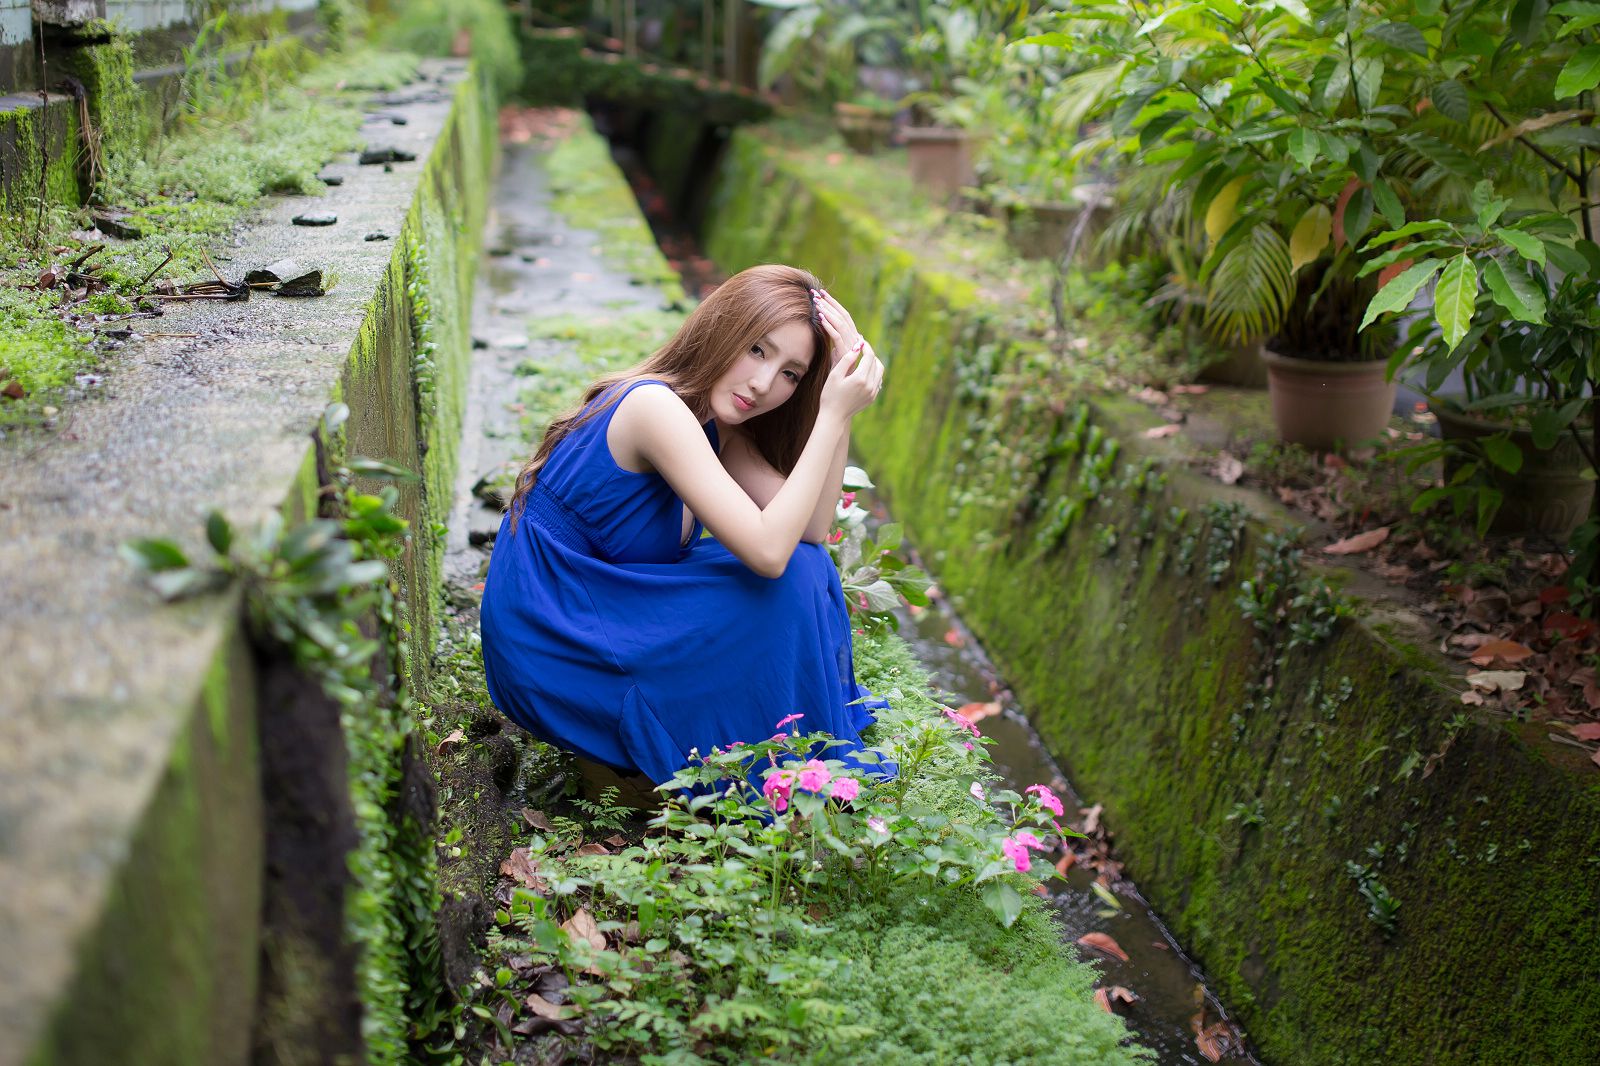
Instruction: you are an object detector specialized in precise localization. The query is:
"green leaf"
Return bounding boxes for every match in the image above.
[1556,43,1600,99]
[1359,259,1443,331]
[1363,220,1449,248]
[1372,179,1405,227]
[1344,186,1375,248]
[1353,57,1385,111]
[1482,435,1525,474]
[120,538,191,572]
[347,457,420,481]
[205,511,233,556]
[1494,227,1548,266]
[1139,110,1188,148]
[1430,78,1470,122]
[1481,257,1548,323]
[1433,255,1479,351]
[1367,21,1430,55]
[149,567,228,602]
[1512,0,1552,45]
[1317,130,1351,165]
[1287,128,1319,168]
[322,401,349,434]
[981,881,1025,928]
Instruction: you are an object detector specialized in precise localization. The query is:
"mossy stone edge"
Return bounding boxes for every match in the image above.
[15,62,496,1066]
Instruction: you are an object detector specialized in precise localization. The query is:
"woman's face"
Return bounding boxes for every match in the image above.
[709,318,816,425]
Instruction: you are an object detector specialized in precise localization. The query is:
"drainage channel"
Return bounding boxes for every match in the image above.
[602,122,1264,1066]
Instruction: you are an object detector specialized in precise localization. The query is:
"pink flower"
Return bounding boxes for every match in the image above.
[841,491,857,507]
[728,741,744,749]
[963,742,975,751]
[1000,837,1033,873]
[797,759,832,793]
[774,713,804,731]
[1000,831,1048,873]
[1026,784,1065,818]
[829,777,860,802]
[969,781,985,801]
[828,529,845,544]
[763,770,794,812]
[867,816,888,833]
[943,707,980,738]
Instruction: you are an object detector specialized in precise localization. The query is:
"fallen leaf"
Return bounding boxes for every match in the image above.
[1080,803,1103,835]
[1546,612,1598,641]
[561,907,606,951]
[943,628,966,648]
[522,808,553,831]
[1593,748,1600,769]
[1466,670,1527,693]
[500,848,547,891]
[604,833,628,847]
[1,381,24,399]
[1194,1020,1233,1062]
[1093,986,1140,1013]
[1448,632,1496,650]
[957,701,1002,723]
[1459,690,1486,706]
[1540,586,1570,606]
[575,842,610,857]
[1055,852,1077,875]
[436,728,465,753]
[1570,723,1600,741]
[1324,527,1390,555]
[1134,387,1169,405]
[1171,383,1209,395]
[1076,932,1129,962]
[525,994,573,1021]
[1143,423,1181,439]
[1213,452,1244,485]
[1468,639,1535,667]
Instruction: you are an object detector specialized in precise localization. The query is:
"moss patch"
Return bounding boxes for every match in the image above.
[704,127,1600,1066]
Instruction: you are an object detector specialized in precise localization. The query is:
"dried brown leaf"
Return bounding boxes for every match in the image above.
[575,842,610,857]
[1569,723,1600,741]
[525,994,573,1021]
[1468,639,1535,667]
[1143,423,1181,439]
[1076,931,1129,962]
[436,728,465,754]
[561,907,606,951]
[1324,527,1390,555]
[500,848,547,891]
[1213,452,1244,485]
[523,808,553,831]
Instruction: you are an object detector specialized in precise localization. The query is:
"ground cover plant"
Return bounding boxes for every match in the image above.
[428,617,1149,1065]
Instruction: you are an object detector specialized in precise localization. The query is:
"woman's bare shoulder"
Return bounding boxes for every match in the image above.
[608,379,700,472]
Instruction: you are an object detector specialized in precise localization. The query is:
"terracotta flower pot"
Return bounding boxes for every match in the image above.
[1432,404,1594,538]
[1262,349,1397,451]
[904,126,975,200]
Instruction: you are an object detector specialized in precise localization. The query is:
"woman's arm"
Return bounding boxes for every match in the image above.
[613,356,880,577]
[720,421,850,544]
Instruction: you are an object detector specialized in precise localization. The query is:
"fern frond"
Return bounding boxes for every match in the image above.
[1202,221,1294,344]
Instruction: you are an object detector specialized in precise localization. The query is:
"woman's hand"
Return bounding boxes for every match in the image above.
[819,336,883,421]
[811,288,863,367]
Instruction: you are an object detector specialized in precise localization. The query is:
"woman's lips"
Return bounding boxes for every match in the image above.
[732,393,755,413]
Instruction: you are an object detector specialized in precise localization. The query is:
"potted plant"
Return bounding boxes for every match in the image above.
[832,93,898,154]
[898,2,989,199]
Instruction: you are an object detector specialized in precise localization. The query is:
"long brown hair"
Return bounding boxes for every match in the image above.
[507,264,828,531]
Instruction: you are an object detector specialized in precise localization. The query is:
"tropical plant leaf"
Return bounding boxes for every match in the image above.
[1556,43,1600,99]
[1430,78,1470,122]
[1481,257,1547,323]
[1371,179,1405,227]
[1359,259,1442,330]
[1290,203,1332,272]
[1203,223,1294,342]
[1204,176,1247,243]
[1482,434,1524,473]
[1353,56,1385,111]
[1433,254,1479,351]
[1368,21,1429,55]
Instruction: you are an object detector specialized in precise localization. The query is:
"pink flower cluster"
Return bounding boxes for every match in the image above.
[1000,830,1048,873]
[840,491,857,508]
[1025,784,1065,818]
[761,759,862,813]
[943,707,980,738]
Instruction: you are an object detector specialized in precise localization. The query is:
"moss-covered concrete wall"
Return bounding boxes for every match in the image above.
[704,131,1600,1066]
[14,61,496,1066]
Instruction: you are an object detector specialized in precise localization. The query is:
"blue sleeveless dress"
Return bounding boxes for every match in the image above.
[480,378,888,785]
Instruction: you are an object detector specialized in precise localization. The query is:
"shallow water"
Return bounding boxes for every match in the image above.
[891,582,1262,1065]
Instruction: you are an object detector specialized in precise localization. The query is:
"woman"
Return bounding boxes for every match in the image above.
[480,264,888,785]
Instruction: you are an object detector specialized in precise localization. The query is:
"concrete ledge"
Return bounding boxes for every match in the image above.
[0,58,494,1066]
[704,130,1600,1066]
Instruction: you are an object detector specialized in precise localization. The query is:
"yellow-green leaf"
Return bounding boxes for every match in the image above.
[1557,43,1600,99]
[1205,176,1247,244]
[1434,254,1479,351]
[1481,257,1547,324]
[1290,204,1332,272]
[1359,259,1442,331]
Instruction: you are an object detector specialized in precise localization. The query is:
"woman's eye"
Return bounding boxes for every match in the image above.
[783,370,799,383]
[751,344,764,357]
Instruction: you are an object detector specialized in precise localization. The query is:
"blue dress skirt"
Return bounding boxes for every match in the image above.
[480,378,887,785]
